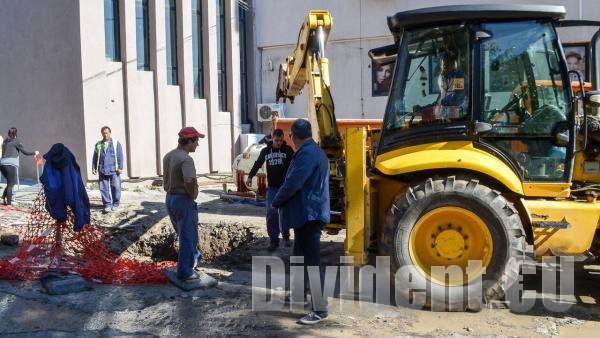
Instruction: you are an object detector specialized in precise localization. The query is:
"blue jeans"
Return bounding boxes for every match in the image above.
[99,173,121,208]
[267,186,289,243]
[293,220,327,314]
[166,193,201,279]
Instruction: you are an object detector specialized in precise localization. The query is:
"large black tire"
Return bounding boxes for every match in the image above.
[379,176,526,311]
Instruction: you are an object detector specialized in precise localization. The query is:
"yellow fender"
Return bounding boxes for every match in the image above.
[375,141,523,195]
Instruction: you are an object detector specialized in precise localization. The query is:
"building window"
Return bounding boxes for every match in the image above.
[104,0,120,61]
[239,2,249,122]
[165,0,178,85]
[192,0,204,98]
[216,0,227,111]
[136,0,150,70]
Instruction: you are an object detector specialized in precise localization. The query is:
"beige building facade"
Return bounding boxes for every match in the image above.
[0,0,246,180]
[1,0,598,180]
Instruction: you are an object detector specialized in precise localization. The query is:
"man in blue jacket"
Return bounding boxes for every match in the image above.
[91,126,124,212]
[271,119,330,325]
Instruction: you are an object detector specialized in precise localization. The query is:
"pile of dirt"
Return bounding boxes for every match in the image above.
[90,181,268,269]
[102,218,265,265]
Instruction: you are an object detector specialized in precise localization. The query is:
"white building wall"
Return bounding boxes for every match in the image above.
[203,0,233,172]
[252,0,600,123]
[121,0,158,178]
[80,0,129,180]
[78,0,238,179]
[0,0,244,180]
[228,0,243,161]
[0,0,85,180]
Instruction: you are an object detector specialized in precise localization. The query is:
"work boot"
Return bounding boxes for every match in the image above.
[267,241,279,252]
[283,238,292,247]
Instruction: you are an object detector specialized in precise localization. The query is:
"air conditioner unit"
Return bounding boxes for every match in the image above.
[256,103,285,122]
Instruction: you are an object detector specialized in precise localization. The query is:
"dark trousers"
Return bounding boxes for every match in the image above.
[293,220,328,314]
[0,165,17,205]
[266,186,289,243]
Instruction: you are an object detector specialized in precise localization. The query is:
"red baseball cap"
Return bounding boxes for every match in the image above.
[178,126,205,139]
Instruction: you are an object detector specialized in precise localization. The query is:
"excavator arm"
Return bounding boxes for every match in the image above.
[276,10,343,160]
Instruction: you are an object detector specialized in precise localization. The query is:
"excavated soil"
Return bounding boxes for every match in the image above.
[90,178,273,268]
[1,178,600,337]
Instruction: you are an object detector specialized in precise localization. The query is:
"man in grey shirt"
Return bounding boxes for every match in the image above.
[163,126,204,280]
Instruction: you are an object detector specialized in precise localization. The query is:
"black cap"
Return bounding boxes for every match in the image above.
[291,119,312,139]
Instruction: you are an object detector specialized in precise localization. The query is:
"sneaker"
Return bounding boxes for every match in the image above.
[283,238,292,247]
[103,207,112,213]
[112,205,120,211]
[267,241,279,252]
[299,311,328,325]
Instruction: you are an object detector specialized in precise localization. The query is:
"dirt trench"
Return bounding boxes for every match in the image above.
[102,218,263,267]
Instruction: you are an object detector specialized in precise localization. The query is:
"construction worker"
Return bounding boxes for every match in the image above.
[91,126,124,212]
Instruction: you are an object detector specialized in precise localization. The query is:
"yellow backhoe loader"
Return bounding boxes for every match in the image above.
[274,5,600,311]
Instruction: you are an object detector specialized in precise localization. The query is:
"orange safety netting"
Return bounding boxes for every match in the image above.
[0,191,175,284]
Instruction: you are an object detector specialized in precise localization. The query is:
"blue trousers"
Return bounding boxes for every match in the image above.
[166,193,201,279]
[293,220,327,314]
[99,173,121,208]
[267,186,289,243]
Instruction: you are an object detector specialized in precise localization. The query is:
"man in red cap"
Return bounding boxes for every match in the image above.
[163,126,205,280]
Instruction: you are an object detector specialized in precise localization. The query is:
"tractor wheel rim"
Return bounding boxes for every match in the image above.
[408,206,493,286]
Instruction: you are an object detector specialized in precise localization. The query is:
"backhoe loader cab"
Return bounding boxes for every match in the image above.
[368,4,600,311]
[380,5,571,182]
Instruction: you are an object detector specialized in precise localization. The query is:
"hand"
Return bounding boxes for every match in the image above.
[245,178,252,187]
[34,150,40,155]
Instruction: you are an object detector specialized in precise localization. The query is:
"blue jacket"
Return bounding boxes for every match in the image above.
[91,138,123,175]
[40,143,91,231]
[271,139,330,229]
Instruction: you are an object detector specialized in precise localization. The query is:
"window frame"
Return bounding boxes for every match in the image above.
[165,0,178,85]
[136,0,150,70]
[104,0,121,61]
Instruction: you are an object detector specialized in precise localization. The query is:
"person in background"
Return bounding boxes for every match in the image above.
[0,127,39,206]
[245,128,295,251]
[91,126,124,213]
[414,48,467,120]
[163,126,205,281]
[272,119,330,325]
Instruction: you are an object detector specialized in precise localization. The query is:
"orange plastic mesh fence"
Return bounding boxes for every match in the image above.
[0,191,175,284]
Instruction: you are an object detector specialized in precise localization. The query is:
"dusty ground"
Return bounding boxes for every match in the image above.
[0,177,599,337]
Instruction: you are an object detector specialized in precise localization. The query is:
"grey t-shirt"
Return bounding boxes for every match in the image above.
[162,148,196,194]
